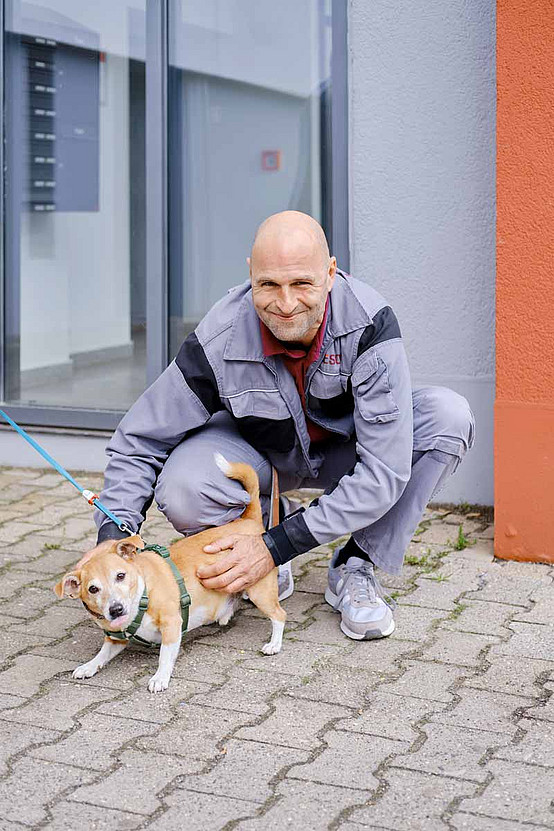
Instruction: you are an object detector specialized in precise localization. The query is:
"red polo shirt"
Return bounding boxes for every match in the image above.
[260,301,332,443]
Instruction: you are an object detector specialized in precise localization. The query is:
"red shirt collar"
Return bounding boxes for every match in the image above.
[260,297,329,361]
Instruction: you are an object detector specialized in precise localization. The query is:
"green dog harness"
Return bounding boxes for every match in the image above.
[108,544,191,649]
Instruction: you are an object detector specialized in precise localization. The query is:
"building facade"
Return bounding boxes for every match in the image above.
[1,1,496,510]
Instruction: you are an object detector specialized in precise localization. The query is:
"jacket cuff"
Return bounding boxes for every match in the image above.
[96,521,132,544]
[262,511,319,566]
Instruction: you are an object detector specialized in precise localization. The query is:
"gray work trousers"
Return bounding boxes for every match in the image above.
[154,386,475,575]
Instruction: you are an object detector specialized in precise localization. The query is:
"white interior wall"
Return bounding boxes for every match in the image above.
[19,52,131,372]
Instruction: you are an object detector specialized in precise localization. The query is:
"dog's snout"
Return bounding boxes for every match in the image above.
[109,602,124,619]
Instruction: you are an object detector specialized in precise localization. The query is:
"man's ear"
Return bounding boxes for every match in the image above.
[54,572,81,599]
[116,534,145,561]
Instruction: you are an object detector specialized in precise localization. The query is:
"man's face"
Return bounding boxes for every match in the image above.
[251,249,336,346]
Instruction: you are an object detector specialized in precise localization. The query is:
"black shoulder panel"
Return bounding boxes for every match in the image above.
[175,333,222,415]
[357,306,402,357]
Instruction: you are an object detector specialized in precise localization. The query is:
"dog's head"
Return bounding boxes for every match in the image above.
[54,534,145,630]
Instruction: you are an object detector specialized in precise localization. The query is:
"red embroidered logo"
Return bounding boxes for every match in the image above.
[322,354,341,365]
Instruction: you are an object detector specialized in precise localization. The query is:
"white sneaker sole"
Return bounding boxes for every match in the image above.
[325,586,395,640]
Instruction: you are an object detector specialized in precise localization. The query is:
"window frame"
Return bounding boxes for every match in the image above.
[0,0,349,431]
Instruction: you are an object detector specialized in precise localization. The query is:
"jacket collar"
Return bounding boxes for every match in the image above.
[223,271,372,362]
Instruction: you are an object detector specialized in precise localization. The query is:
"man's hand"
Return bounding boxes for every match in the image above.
[197,534,274,594]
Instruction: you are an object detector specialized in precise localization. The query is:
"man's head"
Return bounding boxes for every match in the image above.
[249,211,336,346]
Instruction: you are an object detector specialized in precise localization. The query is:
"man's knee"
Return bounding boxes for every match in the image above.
[154,454,250,534]
[414,386,475,454]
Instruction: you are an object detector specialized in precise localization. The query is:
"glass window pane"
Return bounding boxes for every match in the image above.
[3,0,147,411]
[168,0,332,355]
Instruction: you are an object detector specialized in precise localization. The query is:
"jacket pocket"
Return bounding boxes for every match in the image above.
[226,390,296,454]
[352,353,399,424]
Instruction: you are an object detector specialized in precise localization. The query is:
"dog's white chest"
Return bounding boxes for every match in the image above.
[134,613,162,644]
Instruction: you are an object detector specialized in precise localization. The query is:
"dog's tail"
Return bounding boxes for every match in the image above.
[214,453,263,525]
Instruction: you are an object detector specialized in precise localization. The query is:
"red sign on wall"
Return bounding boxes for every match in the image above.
[261,150,281,171]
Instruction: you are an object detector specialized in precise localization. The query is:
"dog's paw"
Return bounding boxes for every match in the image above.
[148,673,169,693]
[261,641,282,655]
[72,661,100,679]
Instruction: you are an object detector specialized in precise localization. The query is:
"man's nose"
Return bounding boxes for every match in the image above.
[276,288,296,315]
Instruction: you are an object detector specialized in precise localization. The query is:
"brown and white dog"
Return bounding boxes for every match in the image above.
[54,454,286,692]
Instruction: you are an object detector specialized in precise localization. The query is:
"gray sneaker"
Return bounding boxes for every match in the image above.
[325,553,395,640]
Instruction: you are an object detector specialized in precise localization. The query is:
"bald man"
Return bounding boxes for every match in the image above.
[96,211,474,641]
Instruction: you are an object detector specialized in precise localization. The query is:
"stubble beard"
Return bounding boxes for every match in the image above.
[259,300,326,345]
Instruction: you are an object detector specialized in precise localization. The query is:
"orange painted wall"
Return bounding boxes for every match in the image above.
[496,0,554,563]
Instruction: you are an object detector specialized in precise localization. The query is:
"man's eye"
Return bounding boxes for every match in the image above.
[88,585,100,594]
[116,572,126,582]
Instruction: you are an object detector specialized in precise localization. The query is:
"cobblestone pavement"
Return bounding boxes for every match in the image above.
[0,466,553,830]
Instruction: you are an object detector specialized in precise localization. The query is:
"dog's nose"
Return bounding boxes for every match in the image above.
[109,602,124,619]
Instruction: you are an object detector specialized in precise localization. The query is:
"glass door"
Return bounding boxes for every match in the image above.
[3,0,147,420]
[167,0,333,356]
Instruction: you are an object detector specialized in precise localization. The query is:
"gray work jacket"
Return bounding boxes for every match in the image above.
[96,271,413,564]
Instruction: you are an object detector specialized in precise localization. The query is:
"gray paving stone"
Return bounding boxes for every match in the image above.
[422,630,500,667]
[290,730,405,790]
[0,654,76,696]
[391,722,512,782]
[382,659,466,702]
[523,682,554,723]
[45,802,143,830]
[429,687,531,736]
[400,578,468,611]
[290,664,380,708]
[171,641,247,684]
[0,756,96,826]
[393,603,447,642]
[0,520,37,544]
[294,564,330,594]
[177,738,309,803]
[187,667,301,715]
[0,678,117,731]
[440,598,521,636]
[0,692,27,710]
[136,703,254,765]
[235,780,372,830]
[34,516,95,543]
[242,641,348,676]
[459,759,554,826]
[348,768,475,830]
[195,611,297,653]
[329,636,419,674]
[69,748,185,814]
[147,790,256,830]
[492,622,554,662]
[236,697,344,750]
[13,546,84,575]
[30,711,160,770]
[338,691,446,742]
[512,584,554,625]
[0,568,47,600]
[0,721,61,775]
[451,814,552,830]
[447,539,495,564]
[95,676,214,723]
[293,609,352,645]
[0,586,60,618]
[465,569,550,606]
[242,590,325,623]
[464,655,553,699]
[493,718,554,767]
[415,521,459,546]
[8,604,86,639]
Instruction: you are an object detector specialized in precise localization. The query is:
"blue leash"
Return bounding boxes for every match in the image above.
[0,408,131,534]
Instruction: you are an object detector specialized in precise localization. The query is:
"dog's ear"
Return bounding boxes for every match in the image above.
[116,534,145,561]
[54,572,81,599]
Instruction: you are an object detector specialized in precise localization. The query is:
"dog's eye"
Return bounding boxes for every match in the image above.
[116,572,126,582]
[88,585,99,594]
